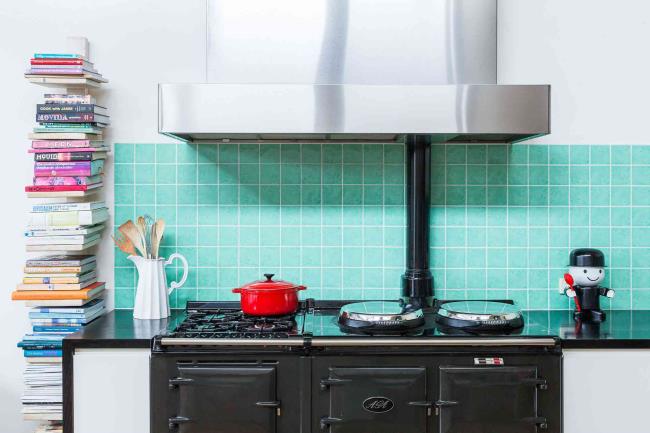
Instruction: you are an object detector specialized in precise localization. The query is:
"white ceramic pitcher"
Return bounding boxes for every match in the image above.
[128,253,188,320]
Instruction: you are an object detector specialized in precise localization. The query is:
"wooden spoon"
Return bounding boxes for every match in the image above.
[118,220,146,257]
[136,216,148,258]
[151,219,165,259]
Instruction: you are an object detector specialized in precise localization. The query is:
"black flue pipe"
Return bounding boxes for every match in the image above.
[401,134,434,309]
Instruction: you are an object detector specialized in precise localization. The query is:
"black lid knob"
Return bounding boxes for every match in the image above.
[264,273,275,281]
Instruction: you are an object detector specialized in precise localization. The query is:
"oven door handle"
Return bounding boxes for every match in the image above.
[522,377,548,390]
[320,416,343,431]
[522,416,548,429]
[256,400,282,416]
[320,377,351,390]
[408,400,435,416]
[168,377,194,389]
[168,416,192,430]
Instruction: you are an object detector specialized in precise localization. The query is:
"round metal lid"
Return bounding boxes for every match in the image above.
[436,301,522,322]
[339,301,424,323]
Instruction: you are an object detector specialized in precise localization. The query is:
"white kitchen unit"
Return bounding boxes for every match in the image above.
[73,348,150,433]
[564,349,650,433]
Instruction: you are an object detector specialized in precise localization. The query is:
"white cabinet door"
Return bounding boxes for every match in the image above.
[564,349,650,433]
[73,348,149,433]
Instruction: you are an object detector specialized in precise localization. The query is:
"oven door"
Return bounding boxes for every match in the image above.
[170,363,279,433]
[438,366,544,433]
[319,366,428,433]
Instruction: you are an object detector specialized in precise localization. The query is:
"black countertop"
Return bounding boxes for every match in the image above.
[63,309,650,350]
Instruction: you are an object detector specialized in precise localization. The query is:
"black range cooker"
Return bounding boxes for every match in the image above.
[151,299,561,433]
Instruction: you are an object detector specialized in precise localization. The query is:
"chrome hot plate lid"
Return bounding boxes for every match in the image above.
[435,301,524,329]
[338,301,425,331]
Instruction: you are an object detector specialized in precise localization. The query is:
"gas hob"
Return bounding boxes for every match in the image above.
[155,299,549,352]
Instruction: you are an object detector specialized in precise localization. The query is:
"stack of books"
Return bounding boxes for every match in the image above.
[13,256,106,424]
[12,255,105,305]
[25,202,108,251]
[25,53,108,86]
[19,43,110,433]
[25,93,110,197]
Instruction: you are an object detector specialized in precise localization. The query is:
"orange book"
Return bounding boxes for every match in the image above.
[11,282,105,300]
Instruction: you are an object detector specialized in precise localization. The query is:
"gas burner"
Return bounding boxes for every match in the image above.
[434,300,524,331]
[168,308,300,339]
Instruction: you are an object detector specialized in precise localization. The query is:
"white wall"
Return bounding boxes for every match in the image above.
[498,0,650,144]
[1,1,650,432]
[0,1,205,432]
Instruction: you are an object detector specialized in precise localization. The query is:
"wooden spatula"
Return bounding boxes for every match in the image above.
[119,220,146,257]
[112,233,137,256]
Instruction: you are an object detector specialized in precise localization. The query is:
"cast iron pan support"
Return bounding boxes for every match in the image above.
[402,134,434,310]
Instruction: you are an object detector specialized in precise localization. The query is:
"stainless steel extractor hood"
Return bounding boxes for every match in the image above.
[159,0,550,144]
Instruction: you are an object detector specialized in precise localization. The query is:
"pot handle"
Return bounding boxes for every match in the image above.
[232,288,242,293]
[165,253,189,295]
[297,285,307,291]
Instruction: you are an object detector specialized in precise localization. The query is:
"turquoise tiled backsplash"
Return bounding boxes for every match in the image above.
[114,143,650,310]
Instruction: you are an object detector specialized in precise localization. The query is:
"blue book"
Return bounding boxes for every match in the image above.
[23,349,62,357]
[33,326,81,333]
[31,318,89,324]
[34,53,84,59]
[31,298,103,314]
[23,333,68,340]
[18,342,62,349]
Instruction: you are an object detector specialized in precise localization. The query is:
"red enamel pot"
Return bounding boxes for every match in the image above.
[233,273,307,316]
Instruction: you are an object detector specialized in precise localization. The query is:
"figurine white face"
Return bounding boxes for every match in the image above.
[569,266,604,287]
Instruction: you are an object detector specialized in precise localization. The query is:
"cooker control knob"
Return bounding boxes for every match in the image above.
[264,273,275,281]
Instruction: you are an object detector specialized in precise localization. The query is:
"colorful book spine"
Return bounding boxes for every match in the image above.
[36,113,102,123]
[31,59,89,65]
[44,94,95,104]
[33,160,104,177]
[34,151,97,161]
[30,202,103,212]
[23,350,63,357]
[33,176,101,187]
[33,326,82,333]
[25,184,97,193]
[32,140,95,149]
[34,53,84,59]
[36,104,101,113]
[18,342,62,349]
[30,318,88,324]
[28,68,87,74]
[24,266,84,274]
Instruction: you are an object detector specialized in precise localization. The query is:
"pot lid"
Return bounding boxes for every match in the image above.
[238,273,300,291]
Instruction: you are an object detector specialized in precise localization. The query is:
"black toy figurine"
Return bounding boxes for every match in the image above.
[561,248,614,322]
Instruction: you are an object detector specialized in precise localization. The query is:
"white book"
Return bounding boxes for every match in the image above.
[26,237,101,252]
[25,357,61,364]
[31,201,105,213]
[25,224,105,237]
[25,234,100,246]
[27,208,109,228]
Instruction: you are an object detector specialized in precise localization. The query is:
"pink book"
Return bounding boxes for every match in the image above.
[29,147,107,154]
[34,160,104,177]
[32,140,100,149]
[33,175,102,186]
[25,184,101,192]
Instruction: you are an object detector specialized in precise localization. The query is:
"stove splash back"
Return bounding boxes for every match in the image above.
[115,143,644,311]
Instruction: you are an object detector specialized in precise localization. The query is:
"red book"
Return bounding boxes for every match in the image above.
[31,59,89,66]
[25,184,99,192]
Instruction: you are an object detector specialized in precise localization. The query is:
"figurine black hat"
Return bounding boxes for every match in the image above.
[569,248,605,267]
